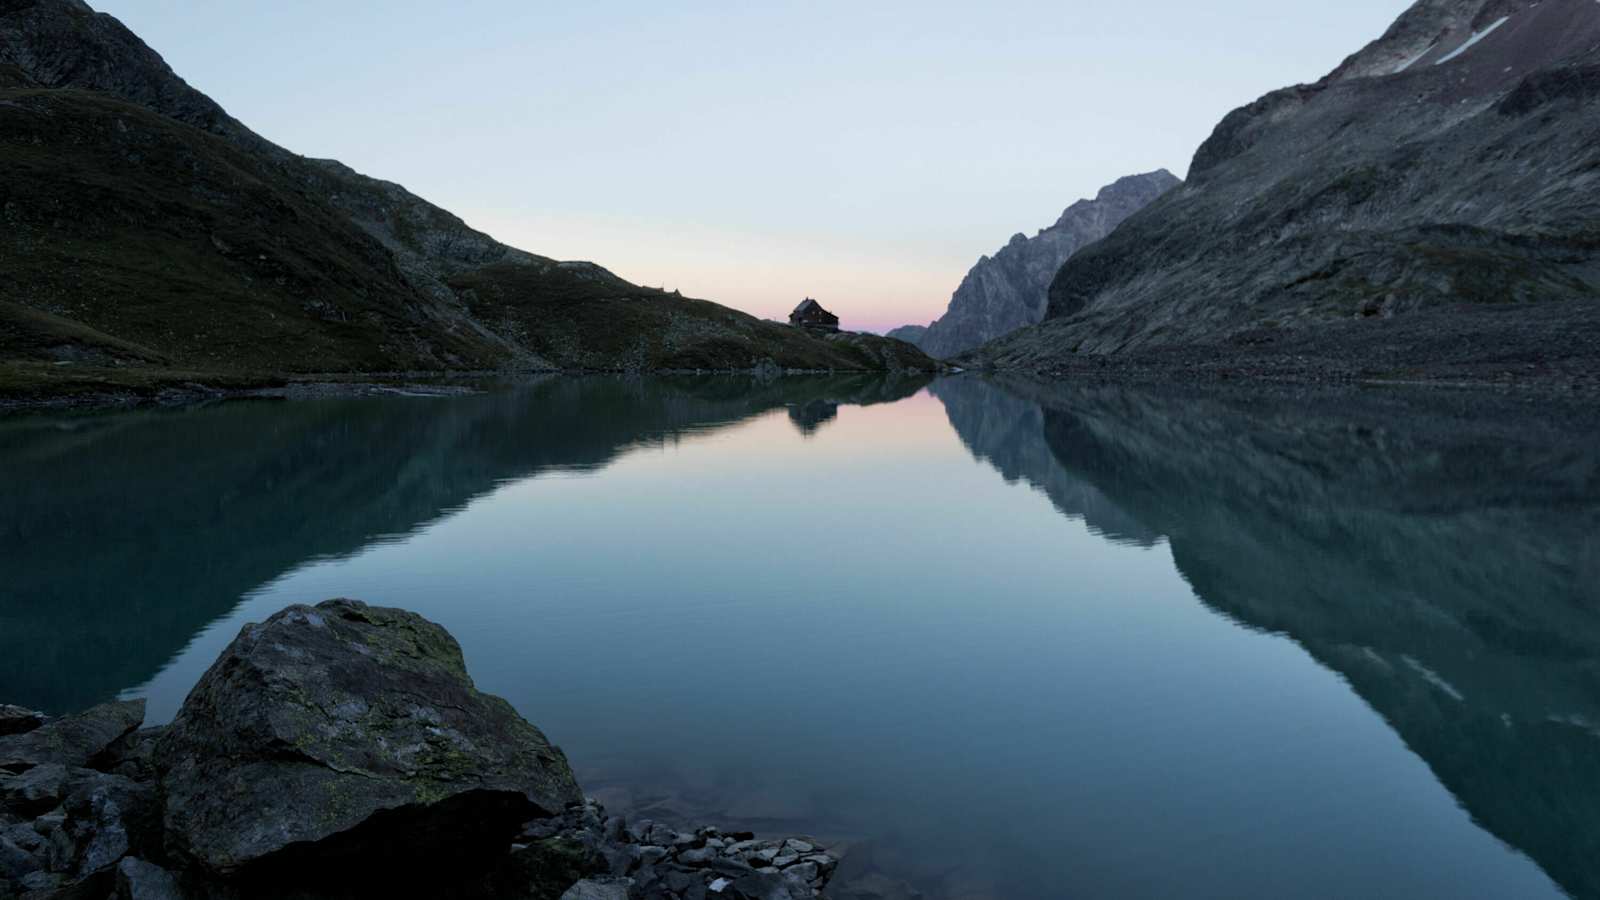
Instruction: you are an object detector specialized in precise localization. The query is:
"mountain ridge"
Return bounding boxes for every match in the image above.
[0,0,936,405]
[972,0,1600,385]
[907,170,1179,359]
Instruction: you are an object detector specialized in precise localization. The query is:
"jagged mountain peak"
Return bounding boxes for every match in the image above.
[1192,0,1600,179]
[1328,0,1531,81]
[1053,169,1181,230]
[909,170,1180,359]
[0,0,262,149]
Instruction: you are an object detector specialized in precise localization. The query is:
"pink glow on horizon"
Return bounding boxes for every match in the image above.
[463,209,963,333]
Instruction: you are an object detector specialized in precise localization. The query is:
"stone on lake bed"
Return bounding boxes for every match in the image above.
[153,598,583,877]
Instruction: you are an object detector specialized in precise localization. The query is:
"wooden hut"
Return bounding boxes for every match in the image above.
[789,298,840,333]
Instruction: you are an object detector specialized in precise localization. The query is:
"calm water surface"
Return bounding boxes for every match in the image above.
[3,376,1598,899]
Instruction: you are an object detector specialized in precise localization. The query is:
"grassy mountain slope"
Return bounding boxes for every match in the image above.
[0,0,934,404]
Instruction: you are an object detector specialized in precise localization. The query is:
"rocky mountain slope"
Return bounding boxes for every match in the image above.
[0,1,933,404]
[909,172,1179,359]
[977,0,1600,381]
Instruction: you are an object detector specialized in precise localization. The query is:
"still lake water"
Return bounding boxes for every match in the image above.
[3,375,1599,899]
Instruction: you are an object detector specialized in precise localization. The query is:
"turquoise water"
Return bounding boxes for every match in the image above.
[3,375,1597,899]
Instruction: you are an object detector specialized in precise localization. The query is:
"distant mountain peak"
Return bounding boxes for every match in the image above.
[906,170,1180,359]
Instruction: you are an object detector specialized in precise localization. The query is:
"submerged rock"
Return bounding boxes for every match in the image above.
[0,700,144,774]
[154,599,583,877]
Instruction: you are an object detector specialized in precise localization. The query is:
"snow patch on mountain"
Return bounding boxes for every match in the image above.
[1436,15,1512,65]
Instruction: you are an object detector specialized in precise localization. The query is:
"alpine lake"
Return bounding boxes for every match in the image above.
[3,374,1597,900]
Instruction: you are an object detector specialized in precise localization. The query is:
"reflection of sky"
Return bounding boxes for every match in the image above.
[127,389,1560,900]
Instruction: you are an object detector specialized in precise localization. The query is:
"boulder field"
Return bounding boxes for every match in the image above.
[0,600,839,900]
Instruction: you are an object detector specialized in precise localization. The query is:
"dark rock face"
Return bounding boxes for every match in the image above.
[981,0,1600,372]
[0,700,143,773]
[0,760,160,895]
[916,171,1180,359]
[154,599,582,876]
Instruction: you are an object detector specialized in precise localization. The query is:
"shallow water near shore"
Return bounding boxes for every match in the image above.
[4,375,1598,900]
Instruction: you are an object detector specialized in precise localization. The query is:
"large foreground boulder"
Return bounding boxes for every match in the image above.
[154,599,583,879]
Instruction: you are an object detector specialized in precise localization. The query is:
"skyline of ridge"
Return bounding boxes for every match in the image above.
[92,0,1413,333]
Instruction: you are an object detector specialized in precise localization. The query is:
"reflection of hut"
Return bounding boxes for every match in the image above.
[789,298,840,333]
[787,400,840,436]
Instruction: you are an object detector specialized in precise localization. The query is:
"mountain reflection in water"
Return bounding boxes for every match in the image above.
[2,374,1596,899]
[936,376,1600,900]
[0,374,927,713]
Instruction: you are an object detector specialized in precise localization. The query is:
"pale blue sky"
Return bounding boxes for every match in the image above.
[96,1,1410,331]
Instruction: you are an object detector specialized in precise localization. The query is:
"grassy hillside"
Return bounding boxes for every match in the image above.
[0,1,937,405]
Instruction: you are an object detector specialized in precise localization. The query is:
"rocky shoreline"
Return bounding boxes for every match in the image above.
[965,267,1600,397]
[0,601,843,900]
